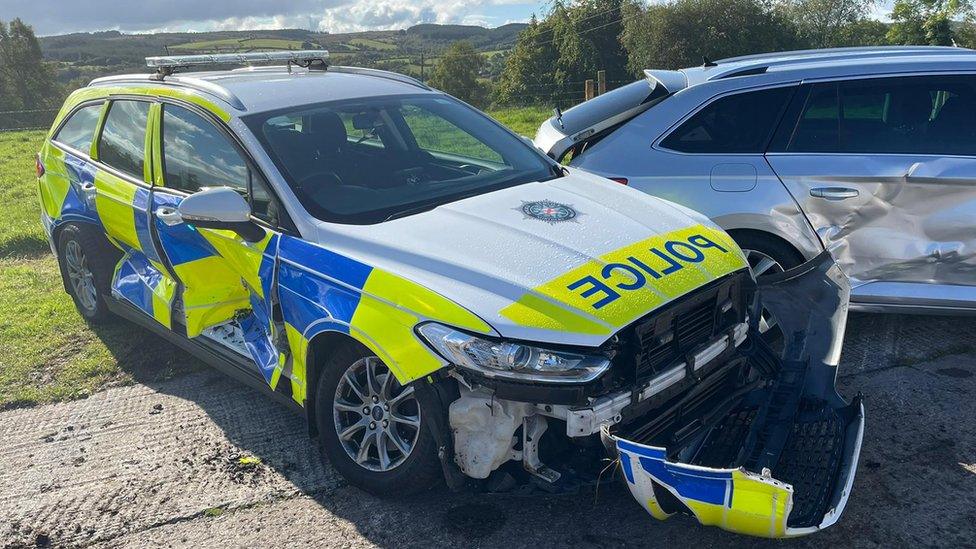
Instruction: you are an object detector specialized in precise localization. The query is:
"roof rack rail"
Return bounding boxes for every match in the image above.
[145,50,330,80]
[327,65,430,90]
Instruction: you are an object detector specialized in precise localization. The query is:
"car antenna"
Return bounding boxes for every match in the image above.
[552,107,565,130]
[702,56,718,68]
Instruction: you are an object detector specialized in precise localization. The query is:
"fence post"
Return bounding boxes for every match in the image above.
[597,70,607,96]
[585,79,595,101]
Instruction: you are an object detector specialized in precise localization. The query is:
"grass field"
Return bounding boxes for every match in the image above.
[0,106,551,410]
[347,38,398,51]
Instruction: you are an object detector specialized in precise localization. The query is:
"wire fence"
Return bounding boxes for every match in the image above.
[0,108,59,132]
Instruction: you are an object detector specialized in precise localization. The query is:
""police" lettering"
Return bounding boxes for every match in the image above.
[567,234,728,310]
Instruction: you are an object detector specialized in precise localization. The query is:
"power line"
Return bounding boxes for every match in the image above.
[531,10,643,48]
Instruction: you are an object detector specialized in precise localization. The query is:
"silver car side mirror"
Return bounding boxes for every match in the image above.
[157,186,264,242]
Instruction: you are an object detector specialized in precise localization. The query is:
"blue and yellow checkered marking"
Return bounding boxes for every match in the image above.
[616,438,794,538]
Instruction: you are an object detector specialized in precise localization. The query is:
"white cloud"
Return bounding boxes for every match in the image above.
[1,0,538,35]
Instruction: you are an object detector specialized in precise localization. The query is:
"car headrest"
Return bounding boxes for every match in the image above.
[888,88,934,129]
[308,111,347,156]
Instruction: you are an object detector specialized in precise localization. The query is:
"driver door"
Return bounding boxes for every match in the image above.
[149,101,284,384]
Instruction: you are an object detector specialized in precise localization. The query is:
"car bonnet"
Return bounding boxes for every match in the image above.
[310,170,748,347]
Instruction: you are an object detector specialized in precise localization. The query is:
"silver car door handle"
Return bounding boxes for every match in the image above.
[79,181,96,196]
[810,187,859,200]
[155,206,183,226]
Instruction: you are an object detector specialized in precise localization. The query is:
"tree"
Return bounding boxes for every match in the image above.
[779,0,877,47]
[887,0,971,45]
[620,0,803,72]
[495,1,631,106]
[0,18,61,110]
[427,41,489,108]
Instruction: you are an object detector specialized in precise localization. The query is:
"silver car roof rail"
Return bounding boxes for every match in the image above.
[88,73,247,111]
[707,46,976,81]
[327,65,430,90]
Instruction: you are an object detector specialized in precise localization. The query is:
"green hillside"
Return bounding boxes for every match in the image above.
[39,24,526,84]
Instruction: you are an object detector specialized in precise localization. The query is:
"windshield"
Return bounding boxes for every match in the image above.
[245,94,558,224]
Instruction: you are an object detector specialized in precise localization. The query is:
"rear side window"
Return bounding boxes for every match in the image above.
[788,75,976,155]
[54,103,103,153]
[661,87,794,153]
[161,104,248,193]
[98,100,150,179]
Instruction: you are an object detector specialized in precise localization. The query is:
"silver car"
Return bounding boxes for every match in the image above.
[536,46,976,315]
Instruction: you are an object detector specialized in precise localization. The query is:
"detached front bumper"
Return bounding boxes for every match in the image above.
[604,251,863,538]
[608,397,863,538]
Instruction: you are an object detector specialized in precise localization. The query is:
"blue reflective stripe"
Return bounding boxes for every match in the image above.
[636,456,730,506]
[278,262,362,325]
[279,237,372,290]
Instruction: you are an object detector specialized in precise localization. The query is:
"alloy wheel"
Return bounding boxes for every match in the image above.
[64,239,98,312]
[332,356,421,472]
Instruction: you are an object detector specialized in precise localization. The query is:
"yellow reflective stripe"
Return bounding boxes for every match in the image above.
[499,293,611,336]
[347,269,492,384]
[94,173,139,250]
[89,102,109,161]
[349,291,443,383]
[501,224,747,331]
[725,470,791,538]
[60,86,231,123]
[173,255,249,336]
[148,259,177,329]
[147,102,162,185]
[198,228,274,299]
[364,269,491,334]
[283,323,308,404]
[40,147,70,219]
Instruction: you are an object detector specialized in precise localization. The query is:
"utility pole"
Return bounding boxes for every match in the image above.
[419,51,426,82]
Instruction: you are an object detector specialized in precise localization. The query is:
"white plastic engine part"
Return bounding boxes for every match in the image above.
[448,388,533,479]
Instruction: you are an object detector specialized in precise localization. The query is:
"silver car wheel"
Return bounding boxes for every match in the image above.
[743,248,785,334]
[64,239,98,312]
[333,356,421,472]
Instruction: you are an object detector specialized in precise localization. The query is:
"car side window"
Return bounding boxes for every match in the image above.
[789,75,976,156]
[53,103,103,154]
[98,100,150,179]
[660,87,794,154]
[162,103,280,225]
[162,104,248,193]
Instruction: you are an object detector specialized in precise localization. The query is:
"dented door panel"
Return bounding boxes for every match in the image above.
[768,153,976,294]
[608,252,864,538]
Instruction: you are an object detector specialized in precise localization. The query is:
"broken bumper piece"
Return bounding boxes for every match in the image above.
[607,399,863,538]
[606,251,864,538]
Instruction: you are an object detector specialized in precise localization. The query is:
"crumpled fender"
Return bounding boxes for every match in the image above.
[607,251,865,538]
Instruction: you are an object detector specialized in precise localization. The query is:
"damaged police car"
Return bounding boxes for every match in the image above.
[37,51,863,538]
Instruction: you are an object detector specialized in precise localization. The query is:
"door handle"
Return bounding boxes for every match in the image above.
[155,206,183,226]
[810,187,859,201]
[79,181,96,196]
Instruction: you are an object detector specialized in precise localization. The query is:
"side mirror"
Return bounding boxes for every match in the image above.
[157,186,264,242]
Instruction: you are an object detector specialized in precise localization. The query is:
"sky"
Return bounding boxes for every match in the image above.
[0,0,547,35]
[2,0,894,36]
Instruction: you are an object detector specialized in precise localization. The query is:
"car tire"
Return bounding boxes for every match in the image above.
[731,232,804,277]
[315,343,442,496]
[56,223,119,323]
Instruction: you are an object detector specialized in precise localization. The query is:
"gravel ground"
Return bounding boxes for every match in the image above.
[2,313,975,548]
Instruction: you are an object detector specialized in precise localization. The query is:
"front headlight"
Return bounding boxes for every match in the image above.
[417,322,611,383]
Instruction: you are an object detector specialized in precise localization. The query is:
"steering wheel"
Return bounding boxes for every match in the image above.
[296,170,343,190]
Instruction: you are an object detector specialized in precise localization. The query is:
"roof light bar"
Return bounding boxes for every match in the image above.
[146,50,329,77]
